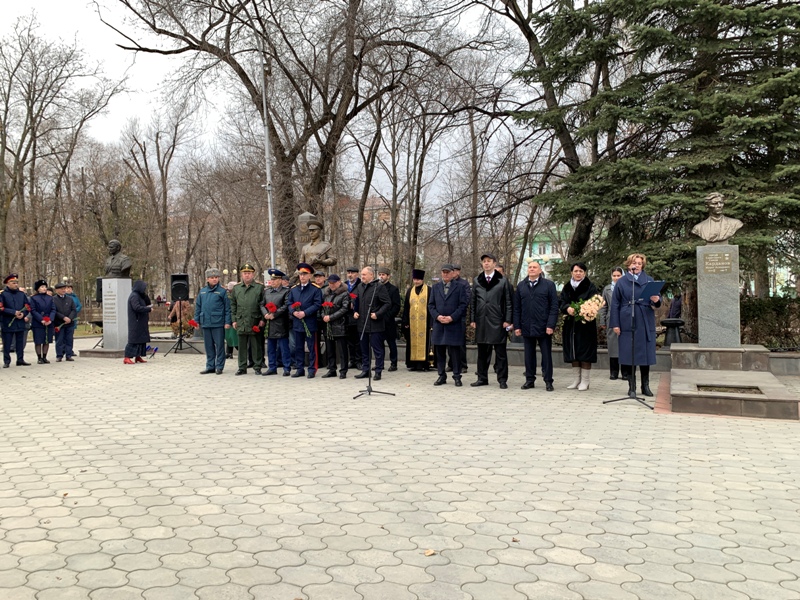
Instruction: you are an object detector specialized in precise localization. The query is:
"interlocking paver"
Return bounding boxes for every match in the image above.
[2,341,800,599]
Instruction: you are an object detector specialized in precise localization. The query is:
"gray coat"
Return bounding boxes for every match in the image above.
[471,272,513,345]
[262,286,290,339]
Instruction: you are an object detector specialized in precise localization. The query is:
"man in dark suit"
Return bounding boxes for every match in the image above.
[344,266,362,368]
[378,267,401,371]
[513,261,559,391]
[352,266,391,380]
[429,264,470,387]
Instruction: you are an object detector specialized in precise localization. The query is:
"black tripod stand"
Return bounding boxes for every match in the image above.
[604,273,653,410]
[354,282,394,400]
[165,301,202,356]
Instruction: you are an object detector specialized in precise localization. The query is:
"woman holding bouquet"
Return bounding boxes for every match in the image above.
[30,280,56,364]
[609,253,662,398]
[559,262,599,391]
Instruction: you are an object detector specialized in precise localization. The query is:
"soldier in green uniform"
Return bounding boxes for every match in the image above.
[230,263,265,375]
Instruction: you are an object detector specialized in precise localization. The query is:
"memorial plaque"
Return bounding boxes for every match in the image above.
[102,278,131,350]
[703,252,733,274]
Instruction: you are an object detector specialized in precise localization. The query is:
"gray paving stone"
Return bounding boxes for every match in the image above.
[515,580,582,599]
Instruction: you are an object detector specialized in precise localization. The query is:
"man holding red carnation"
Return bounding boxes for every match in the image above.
[261,268,292,376]
[230,263,266,375]
[0,273,31,367]
[286,262,323,378]
[195,268,231,375]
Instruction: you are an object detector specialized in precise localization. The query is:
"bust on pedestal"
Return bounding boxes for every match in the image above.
[102,239,132,350]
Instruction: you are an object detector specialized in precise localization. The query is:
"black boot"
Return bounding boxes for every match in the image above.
[627,371,637,398]
[640,366,653,397]
[609,357,619,380]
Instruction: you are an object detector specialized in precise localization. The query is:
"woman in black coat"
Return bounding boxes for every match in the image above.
[559,262,599,391]
[125,280,152,364]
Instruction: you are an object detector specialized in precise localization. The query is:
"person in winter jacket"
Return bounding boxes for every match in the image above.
[0,274,31,367]
[53,283,77,362]
[124,280,152,364]
[195,268,231,375]
[470,253,513,390]
[30,280,56,364]
[261,269,292,376]
[320,274,351,379]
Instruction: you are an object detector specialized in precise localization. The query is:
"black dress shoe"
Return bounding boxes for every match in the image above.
[499,382,508,389]
[283,371,291,376]
[354,372,369,379]
[2,363,8,368]
[307,372,315,379]
[263,369,277,376]
[37,358,44,364]
[373,372,381,381]
[199,369,215,374]
[454,379,462,387]
[254,369,262,375]
[433,377,446,386]
[42,358,50,364]
[17,361,30,366]
[546,383,554,392]
[215,370,223,375]
[321,371,337,378]
[521,382,535,390]
[235,369,247,376]
[65,357,74,362]
[610,375,619,380]
[339,373,347,379]
[470,380,489,387]
[291,371,305,377]
[388,364,397,372]
[247,362,255,368]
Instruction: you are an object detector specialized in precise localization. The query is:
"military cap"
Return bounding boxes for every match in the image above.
[4,273,18,284]
[268,268,286,279]
[296,262,313,274]
[240,263,256,272]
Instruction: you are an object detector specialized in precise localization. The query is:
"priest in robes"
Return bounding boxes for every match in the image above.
[401,269,433,371]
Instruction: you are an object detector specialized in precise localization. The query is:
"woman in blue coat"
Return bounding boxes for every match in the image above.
[609,253,662,398]
[125,280,152,364]
[30,279,56,364]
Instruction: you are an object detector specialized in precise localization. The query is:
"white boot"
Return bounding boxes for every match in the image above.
[578,368,591,391]
[566,366,581,389]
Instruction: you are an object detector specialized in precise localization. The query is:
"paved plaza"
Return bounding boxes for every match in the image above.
[1,337,799,600]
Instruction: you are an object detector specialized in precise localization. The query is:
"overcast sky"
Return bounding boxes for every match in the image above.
[5,0,181,143]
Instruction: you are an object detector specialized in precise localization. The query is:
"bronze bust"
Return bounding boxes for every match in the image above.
[104,239,132,278]
[691,192,743,244]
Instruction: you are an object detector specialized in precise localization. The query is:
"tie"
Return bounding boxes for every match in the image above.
[444,283,450,296]
[528,280,533,288]
[486,276,491,284]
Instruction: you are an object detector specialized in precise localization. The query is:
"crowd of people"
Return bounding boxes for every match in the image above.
[185,252,663,397]
[0,252,662,398]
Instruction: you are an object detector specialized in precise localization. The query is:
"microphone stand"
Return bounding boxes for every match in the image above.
[354,281,395,400]
[604,270,653,410]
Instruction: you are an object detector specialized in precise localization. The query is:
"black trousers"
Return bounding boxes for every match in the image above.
[436,345,461,379]
[359,331,385,373]
[477,343,508,383]
[325,335,349,374]
[523,335,553,384]
[384,319,398,365]
[2,330,25,364]
[346,324,362,366]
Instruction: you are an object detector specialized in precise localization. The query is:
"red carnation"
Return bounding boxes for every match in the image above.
[24,303,31,311]
[266,302,278,313]
[55,327,60,334]
[291,301,302,309]
[188,319,199,328]
[252,325,261,333]
[42,317,51,325]
[322,301,334,308]
[349,293,357,299]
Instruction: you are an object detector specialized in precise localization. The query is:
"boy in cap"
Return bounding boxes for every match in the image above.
[195,268,231,374]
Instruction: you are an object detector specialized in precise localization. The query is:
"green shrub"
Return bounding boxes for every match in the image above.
[740,297,800,350]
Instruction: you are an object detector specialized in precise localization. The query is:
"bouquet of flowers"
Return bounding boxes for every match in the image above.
[570,294,603,324]
[264,302,278,336]
[291,301,311,336]
[321,301,334,337]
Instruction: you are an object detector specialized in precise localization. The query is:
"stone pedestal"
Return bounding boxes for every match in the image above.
[101,278,131,350]
[697,244,740,348]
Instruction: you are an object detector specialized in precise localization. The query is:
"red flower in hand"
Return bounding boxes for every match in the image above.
[55,327,60,333]
[42,317,51,325]
[349,293,357,299]
[266,302,278,313]
[24,303,31,311]
[322,301,334,308]
[291,302,302,310]
[188,319,199,328]
[252,325,261,333]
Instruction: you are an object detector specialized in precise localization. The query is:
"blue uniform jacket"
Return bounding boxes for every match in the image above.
[0,287,30,332]
[286,284,323,333]
[195,283,232,329]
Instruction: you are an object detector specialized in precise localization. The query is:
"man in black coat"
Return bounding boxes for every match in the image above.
[470,253,513,389]
[53,282,78,362]
[320,274,351,379]
[344,266,362,368]
[261,269,292,376]
[352,266,391,380]
[429,264,470,387]
[378,267,401,372]
[513,261,558,391]
[0,274,31,367]
[449,263,470,373]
